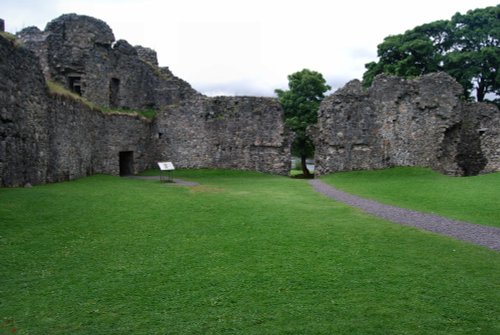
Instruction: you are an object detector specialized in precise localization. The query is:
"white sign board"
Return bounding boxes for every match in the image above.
[158,162,175,171]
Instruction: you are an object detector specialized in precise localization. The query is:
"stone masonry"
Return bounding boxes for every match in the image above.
[157,96,292,175]
[0,31,157,186]
[2,13,499,187]
[0,33,50,186]
[312,73,500,176]
[1,14,291,187]
[17,14,199,110]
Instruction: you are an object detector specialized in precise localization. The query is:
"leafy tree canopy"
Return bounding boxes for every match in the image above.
[275,69,331,176]
[363,5,499,103]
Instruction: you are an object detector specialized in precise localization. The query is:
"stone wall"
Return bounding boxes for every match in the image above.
[1,35,50,186]
[156,96,292,175]
[461,102,500,175]
[46,95,156,183]
[5,13,498,187]
[312,73,500,176]
[8,13,292,181]
[18,14,199,110]
[1,18,291,187]
[0,34,157,187]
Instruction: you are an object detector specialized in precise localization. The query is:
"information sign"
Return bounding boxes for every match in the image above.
[158,162,175,171]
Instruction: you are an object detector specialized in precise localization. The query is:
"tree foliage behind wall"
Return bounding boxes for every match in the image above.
[363,5,499,103]
[275,69,330,176]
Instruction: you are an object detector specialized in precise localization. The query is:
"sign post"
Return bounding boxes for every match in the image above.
[157,162,175,182]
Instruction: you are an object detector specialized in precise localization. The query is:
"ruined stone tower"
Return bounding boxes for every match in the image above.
[0,14,292,187]
[312,73,500,176]
[17,14,198,110]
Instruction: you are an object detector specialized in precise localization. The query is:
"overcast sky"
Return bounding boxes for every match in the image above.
[3,0,498,96]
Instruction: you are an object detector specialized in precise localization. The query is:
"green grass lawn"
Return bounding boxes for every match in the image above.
[321,167,500,228]
[1,170,499,334]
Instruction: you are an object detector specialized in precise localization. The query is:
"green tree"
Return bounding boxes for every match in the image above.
[445,6,500,102]
[275,69,331,177]
[363,27,443,85]
[363,5,499,103]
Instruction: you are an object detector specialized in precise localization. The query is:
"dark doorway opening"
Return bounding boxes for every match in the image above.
[109,78,120,108]
[68,76,82,96]
[439,122,486,176]
[119,151,134,176]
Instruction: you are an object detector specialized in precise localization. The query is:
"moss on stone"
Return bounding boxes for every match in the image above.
[46,80,96,109]
[0,31,22,47]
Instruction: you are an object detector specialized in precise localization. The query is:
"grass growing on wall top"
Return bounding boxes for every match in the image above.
[321,167,500,227]
[101,107,156,120]
[46,81,156,119]
[1,170,499,334]
[46,80,97,109]
[0,31,21,46]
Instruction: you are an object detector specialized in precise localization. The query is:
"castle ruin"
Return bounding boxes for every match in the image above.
[311,74,499,176]
[0,14,498,187]
[1,14,291,187]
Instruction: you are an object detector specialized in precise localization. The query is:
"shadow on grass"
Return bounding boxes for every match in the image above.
[290,173,314,179]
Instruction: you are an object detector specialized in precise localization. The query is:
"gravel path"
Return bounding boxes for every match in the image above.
[309,179,500,251]
[126,175,199,186]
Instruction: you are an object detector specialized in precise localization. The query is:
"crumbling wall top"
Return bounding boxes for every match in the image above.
[369,72,464,103]
[114,39,137,56]
[313,72,499,176]
[45,13,115,48]
[135,45,158,66]
[17,26,46,41]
